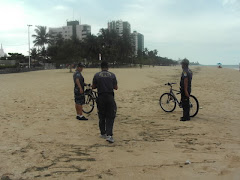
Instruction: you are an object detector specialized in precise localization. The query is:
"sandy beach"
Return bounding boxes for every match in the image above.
[0,66,240,180]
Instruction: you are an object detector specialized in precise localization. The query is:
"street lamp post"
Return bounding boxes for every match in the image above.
[27,24,32,68]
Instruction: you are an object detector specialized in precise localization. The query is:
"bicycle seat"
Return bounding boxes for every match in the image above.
[165,82,176,86]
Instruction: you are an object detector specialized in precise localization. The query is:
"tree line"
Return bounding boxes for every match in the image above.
[30,26,181,68]
[1,26,198,68]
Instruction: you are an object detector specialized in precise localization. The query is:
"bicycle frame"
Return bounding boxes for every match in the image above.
[91,90,98,100]
[85,86,98,100]
[168,84,181,106]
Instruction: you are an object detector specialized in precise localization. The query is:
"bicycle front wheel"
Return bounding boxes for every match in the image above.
[159,93,176,112]
[189,95,199,117]
[83,95,95,114]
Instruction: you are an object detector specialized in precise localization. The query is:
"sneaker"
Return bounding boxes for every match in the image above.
[106,135,114,143]
[100,134,107,139]
[76,116,88,121]
[180,117,190,121]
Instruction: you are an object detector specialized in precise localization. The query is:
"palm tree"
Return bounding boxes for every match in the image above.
[32,26,51,66]
[32,26,51,49]
[119,28,134,64]
[30,47,38,60]
[98,28,120,64]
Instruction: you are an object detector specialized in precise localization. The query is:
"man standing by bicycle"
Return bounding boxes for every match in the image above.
[73,63,88,121]
[92,61,118,143]
[180,59,192,121]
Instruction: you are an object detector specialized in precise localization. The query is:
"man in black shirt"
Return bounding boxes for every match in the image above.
[73,63,88,121]
[92,62,118,143]
[180,59,192,121]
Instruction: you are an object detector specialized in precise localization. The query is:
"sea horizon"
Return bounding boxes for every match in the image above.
[195,64,240,70]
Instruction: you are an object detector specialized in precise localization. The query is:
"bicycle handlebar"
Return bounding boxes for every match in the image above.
[84,84,97,93]
[164,82,176,86]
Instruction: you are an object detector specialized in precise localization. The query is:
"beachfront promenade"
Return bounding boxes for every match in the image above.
[0,66,240,179]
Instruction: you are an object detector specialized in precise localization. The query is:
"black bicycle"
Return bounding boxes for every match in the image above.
[159,83,199,117]
[82,84,98,114]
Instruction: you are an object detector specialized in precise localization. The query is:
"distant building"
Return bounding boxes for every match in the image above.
[108,20,144,56]
[0,44,6,58]
[131,31,144,56]
[108,20,131,35]
[123,21,131,34]
[137,33,144,52]
[132,31,138,56]
[49,21,91,41]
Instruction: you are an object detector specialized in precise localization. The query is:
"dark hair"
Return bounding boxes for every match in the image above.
[101,61,108,69]
[181,59,189,66]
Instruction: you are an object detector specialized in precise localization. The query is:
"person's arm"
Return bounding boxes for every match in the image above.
[113,75,118,90]
[184,78,189,97]
[92,75,97,89]
[76,78,84,94]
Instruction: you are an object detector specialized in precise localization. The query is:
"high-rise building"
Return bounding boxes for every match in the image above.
[123,21,131,34]
[76,24,91,40]
[0,44,6,58]
[49,21,91,41]
[132,31,138,56]
[131,31,144,56]
[108,20,131,36]
[108,20,144,56]
[137,33,144,52]
[67,21,79,40]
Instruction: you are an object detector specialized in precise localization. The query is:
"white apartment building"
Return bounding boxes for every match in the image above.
[76,24,91,40]
[49,21,91,41]
[49,26,73,40]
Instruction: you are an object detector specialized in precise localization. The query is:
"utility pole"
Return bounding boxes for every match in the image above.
[27,24,32,68]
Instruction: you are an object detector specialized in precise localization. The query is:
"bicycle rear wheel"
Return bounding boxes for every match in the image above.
[159,93,176,112]
[83,94,95,114]
[189,95,199,117]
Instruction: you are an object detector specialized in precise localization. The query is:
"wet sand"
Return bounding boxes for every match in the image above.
[0,66,240,179]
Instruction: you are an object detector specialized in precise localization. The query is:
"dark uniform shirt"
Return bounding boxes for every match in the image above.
[92,70,117,95]
[180,68,192,94]
[73,70,84,93]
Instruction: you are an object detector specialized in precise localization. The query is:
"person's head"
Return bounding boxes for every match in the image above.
[76,62,85,72]
[101,61,109,70]
[181,59,189,69]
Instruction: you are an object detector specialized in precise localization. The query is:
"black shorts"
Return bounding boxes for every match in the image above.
[74,93,85,105]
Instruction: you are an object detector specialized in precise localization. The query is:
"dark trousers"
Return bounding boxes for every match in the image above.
[97,94,117,136]
[181,93,190,120]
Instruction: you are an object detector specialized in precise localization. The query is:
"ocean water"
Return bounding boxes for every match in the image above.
[222,65,239,70]
[202,65,240,70]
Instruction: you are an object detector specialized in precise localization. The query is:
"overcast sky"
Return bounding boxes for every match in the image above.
[0,0,240,65]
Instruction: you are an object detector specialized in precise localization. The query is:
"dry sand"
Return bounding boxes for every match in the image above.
[0,66,240,180]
